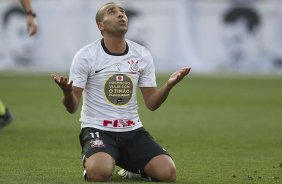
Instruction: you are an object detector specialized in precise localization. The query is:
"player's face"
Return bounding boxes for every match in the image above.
[100,4,128,35]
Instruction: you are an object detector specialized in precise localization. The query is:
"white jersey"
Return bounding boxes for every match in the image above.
[69,38,156,132]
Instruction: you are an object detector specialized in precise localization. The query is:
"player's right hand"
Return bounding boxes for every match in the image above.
[51,74,73,94]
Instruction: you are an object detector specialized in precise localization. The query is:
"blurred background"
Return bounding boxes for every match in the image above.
[1,0,282,74]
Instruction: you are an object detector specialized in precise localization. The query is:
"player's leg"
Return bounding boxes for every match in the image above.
[0,99,13,129]
[85,152,115,181]
[118,155,176,182]
[144,154,176,182]
[79,127,118,182]
[117,127,176,182]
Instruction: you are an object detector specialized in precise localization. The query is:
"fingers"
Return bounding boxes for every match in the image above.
[50,73,61,84]
[177,67,191,80]
[28,23,37,36]
[61,76,64,84]
[51,74,73,94]
[181,67,191,76]
[29,26,37,36]
[51,73,59,82]
[186,67,191,74]
[27,17,38,36]
[50,73,59,80]
[64,77,68,84]
[50,74,71,85]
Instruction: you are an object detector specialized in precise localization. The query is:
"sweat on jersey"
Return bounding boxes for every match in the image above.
[69,38,156,132]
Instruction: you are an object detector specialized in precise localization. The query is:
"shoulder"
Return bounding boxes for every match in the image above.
[126,39,151,56]
[74,39,102,59]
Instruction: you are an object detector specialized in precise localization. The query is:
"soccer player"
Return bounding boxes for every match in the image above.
[20,0,37,36]
[51,2,191,182]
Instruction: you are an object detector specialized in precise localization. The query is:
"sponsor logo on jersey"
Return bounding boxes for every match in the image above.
[104,74,133,105]
[116,75,124,81]
[103,119,135,127]
[116,64,121,71]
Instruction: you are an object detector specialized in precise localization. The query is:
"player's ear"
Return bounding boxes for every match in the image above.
[97,22,104,32]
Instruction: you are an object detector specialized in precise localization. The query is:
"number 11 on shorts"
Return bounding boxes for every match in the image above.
[90,132,100,138]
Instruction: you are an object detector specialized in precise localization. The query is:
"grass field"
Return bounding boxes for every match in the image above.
[0,73,282,184]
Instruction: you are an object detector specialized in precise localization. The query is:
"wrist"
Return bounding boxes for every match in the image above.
[26,10,36,18]
[63,90,73,97]
[165,82,174,90]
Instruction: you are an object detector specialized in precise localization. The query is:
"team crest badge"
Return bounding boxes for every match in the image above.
[90,138,105,148]
[128,60,139,73]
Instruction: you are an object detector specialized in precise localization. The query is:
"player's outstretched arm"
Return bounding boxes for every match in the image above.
[140,67,191,111]
[20,0,37,36]
[51,74,83,114]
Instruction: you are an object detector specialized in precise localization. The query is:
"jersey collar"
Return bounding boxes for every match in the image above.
[101,38,129,56]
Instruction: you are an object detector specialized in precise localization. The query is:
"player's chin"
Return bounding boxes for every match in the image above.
[118,26,128,33]
[121,29,128,34]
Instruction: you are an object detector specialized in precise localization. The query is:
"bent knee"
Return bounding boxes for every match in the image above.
[145,155,177,182]
[84,153,115,181]
[86,167,112,182]
[85,161,113,181]
[159,164,176,182]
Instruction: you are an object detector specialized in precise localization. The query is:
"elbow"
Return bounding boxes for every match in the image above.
[65,105,78,114]
[146,104,159,111]
[148,107,156,111]
[67,108,76,114]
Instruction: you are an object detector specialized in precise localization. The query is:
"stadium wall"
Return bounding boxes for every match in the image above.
[0,0,282,74]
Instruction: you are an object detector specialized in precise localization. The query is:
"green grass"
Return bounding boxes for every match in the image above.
[0,73,282,184]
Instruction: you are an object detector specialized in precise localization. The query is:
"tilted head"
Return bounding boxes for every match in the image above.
[95,2,128,36]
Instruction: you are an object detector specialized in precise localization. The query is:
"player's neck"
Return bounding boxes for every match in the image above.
[103,35,126,54]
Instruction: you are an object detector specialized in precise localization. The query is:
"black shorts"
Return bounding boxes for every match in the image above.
[79,127,170,173]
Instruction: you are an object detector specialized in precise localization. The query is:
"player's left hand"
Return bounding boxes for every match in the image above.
[167,67,191,88]
[27,16,37,36]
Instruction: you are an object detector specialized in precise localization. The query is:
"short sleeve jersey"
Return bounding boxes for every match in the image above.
[69,39,156,132]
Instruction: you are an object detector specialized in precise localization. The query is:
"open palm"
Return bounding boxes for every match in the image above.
[51,74,73,94]
[167,67,191,87]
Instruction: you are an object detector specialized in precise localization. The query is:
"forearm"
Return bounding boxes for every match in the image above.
[20,0,32,12]
[62,92,79,114]
[51,74,82,113]
[146,83,173,111]
[142,67,190,111]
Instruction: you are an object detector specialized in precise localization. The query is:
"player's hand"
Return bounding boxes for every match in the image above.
[51,74,73,94]
[167,67,191,88]
[27,16,37,36]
